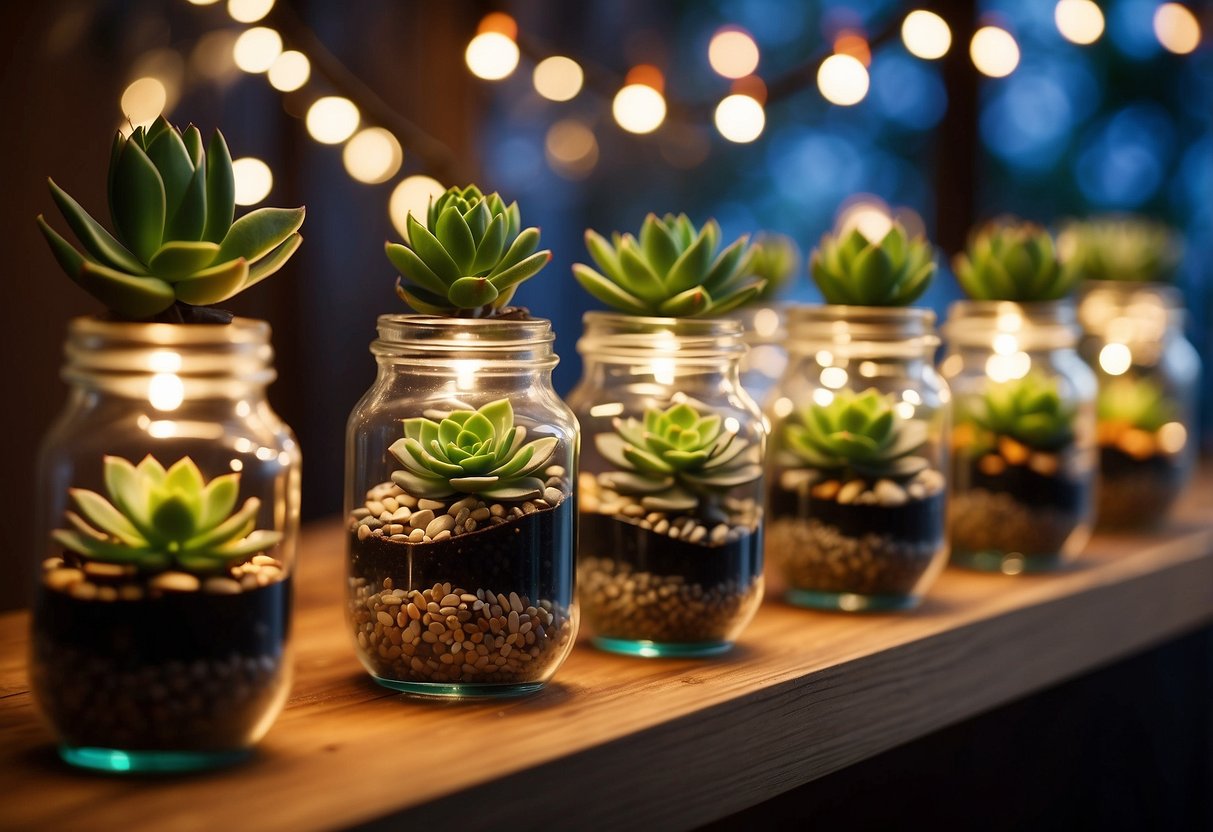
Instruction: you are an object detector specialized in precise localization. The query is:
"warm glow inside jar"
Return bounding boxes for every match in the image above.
[567,312,766,657]
[1077,282,1200,528]
[765,306,950,611]
[344,316,578,697]
[31,317,300,772]
[733,302,789,410]
[940,300,1096,572]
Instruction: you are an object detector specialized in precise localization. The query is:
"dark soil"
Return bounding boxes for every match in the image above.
[769,486,945,545]
[955,455,1090,513]
[1097,447,1187,528]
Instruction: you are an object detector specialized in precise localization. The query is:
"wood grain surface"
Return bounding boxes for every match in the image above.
[1,470,1210,831]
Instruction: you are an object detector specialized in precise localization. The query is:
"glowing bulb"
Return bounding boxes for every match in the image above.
[267,49,310,91]
[820,366,849,389]
[465,32,519,81]
[902,10,952,59]
[714,94,765,143]
[120,77,167,128]
[306,96,359,144]
[773,397,794,419]
[188,0,221,5]
[232,157,273,205]
[1154,3,1201,54]
[812,388,835,407]
[533,56,584,101]
[837,200,893,241]
[148,373,184,411]
[708,28,760,79]
[1054,0,1105,45]
[233,26,282,73]
[545,119,598,179]
[389,175,445,241]
[753,307,780,338]
[1158,422,1187,454]
[228,0,274,23]
[970,26,1020,78]
[612,84,667,134]
[817,54,869,106]
[652,358,676,386]
[1098,342,1132,376]
[343,127,403,184]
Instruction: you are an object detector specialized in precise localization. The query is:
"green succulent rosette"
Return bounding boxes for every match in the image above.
[1097,377,1175,433]
[37,117,304,322]
[52,455,282,573]
[748,232,801,303]
[573,213,764,317]
[967,374,1076,452]
[388,398,558,501]
[810,222,935,306]
[594,401,763,512]
[386,184,551,317]
[954,220,1077,302]
[1058,216,1182,284]
[784,388,929,480]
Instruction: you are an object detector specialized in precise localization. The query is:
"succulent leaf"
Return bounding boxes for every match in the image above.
[810,222,936,306]
[784,388,929,479]
[963,373,1076,452]
[954,219,1077,302]
[747,233,800,302]
[1058,216,1182,284]
[1097,377,1176,433]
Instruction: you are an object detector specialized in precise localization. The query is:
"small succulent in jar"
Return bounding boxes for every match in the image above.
[1058,216,1182,284]
[810,222,935,306]
[967,374,1076,452]
[953,219,1078,302]
[783,388,929,480]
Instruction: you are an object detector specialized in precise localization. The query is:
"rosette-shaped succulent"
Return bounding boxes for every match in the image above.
[36,117,304,321]
[388,398,558,501]
[784,389,929,479]
[595,401,762,511]
[810,222,935,306]
[1058,217,1182,283]
[954,220,1077,301]
[52,455,281,573]
[968,374,1076,451]
[749,232,801,302]
[573,213,764,317]
[1098,377,1175,434]
[386,185,551,316]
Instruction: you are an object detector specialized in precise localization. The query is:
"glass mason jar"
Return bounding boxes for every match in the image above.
[344,316,578,697]
[31,317,300,773]
[567,313,765,658]
[1078,282,1201,529]
[941,300,1097,573]
[766,306,950,611]
[733,302,789,409]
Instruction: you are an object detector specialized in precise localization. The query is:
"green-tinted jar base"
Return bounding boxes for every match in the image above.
[591,636,733,658]
[372,676,544,698]
[951,548,1066,574]
[59,745,251,773]
[784,588,921,612]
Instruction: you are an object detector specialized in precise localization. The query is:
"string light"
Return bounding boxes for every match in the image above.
[1054,0,1104,46]
[232,157,273,205]
[545,119,599,179]
[233,27,282,74]
[713,94,765,143]
[1154,3,1201,55]
[708,28,760,78]
[120,77,167,128]
[343,127,403,184]
[267,50,310,92]
[833,31,872,66]
[613,67,667,134]
[901,10,951,59]
[533,56,584,101]
[227,0,274,24]
[970,26,1020,77]
[306,96,360,144]
[390,176,445,241]
[187,0,220,5]
[817,54,869,106]
[466,15,520,81]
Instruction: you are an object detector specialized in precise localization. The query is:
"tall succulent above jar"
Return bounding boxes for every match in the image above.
[568,213,767,657]
[31,119,302,772]
[345,183,578,697]
[765,220,949,611]
[942,219,1096,572]
[1060,216,1199,529]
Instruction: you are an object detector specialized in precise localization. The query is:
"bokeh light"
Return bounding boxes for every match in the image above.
[837,196,894,242]
[871,52,947,132]
[545,119,599,179]
[1055,0,1105,45]
[267,50,310,92]
[708,28,760,79]
[390,176,445,242]
[817,54,870,106]
[714,94,766,143]
[233,26,282,74]
[120,77,167,128]
[970,26,1020,78]
[190,30,239,83]
[533,56,584,102]
[1154,3,1201,54]
[342,127,403,184]
[305,96,360,144]
[232,157,273,205]
[613,82,667,134]
[465,32,520,81]
[902,10,952,60]
[227,0,274,24]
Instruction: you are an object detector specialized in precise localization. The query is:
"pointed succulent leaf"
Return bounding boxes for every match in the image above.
[784,388,930,479]
[243,232,302,291]
[216,206,305,265]
[470,213,508,275]
[146,125,195,215]
[111,139,166,262]
[77,260,176,318]
[48,179,146,274]
[172,257,249,305]
[202,129,235,243]
[573,264,650,314]
[436,204,476,273]
[448,276,499,308]
[148,241,221,280]
[36,215,90,277]
[68,489,146,546]
[488,251,551,292]
[639,214,680,277]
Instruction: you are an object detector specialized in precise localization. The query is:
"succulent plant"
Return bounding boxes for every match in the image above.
[52,455,281,573]
[36,117,304,323]
[595,400,762,512]
[810,222,935,306]
[388,398,558,501]
[1058,217,1182,284]
[749,233,801,302]
[573,213,764,317]
[966,374,1076,451]
[386,185,551,317]
[784,388,929,479]
[1097,377,1175,433]
[953,220,1078,302]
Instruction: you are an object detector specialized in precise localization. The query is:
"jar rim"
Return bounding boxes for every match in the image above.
[577,311,746,362]
[371,313,558,369]
[786,304,939,357]
[943,298,1079,349]
[67,315,271,346]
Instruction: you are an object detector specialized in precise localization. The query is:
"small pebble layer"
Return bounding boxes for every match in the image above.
[40,554,287,600]
[348,579,575,684]
[950,489,1084,556]
[768,519,941,596]
[1096,452,1184,525]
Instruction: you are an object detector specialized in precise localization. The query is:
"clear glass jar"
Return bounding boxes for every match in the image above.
[31,317,300,773]
[766,306,950,611]
[344,316,578,697]
[733,302,789,409]
[1078,282,1201,529]
[940,300,1096,572]
[567,312,766,658]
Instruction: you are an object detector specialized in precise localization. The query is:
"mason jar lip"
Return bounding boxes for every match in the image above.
[67,314,271,345]
[371,313,558,369]
[943,298,1079,349]
[577,310,746,362]
[581,310,744,337]
[787,304,937,328]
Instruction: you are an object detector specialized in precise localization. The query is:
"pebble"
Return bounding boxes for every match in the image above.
[44,567,85,591]
[873,479,908,507]
[426,514,455,537]
[69,581,99,600]
[358,524,371,540]
[203,577,243,595]
[417,499,446,511]
[409,509,435,530]
[150,572,201,593]
[543,487,564,505]
[837,480,866,505]
[83,562,130,578]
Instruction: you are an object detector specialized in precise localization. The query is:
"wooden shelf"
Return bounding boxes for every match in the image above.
[2,469,1211,830]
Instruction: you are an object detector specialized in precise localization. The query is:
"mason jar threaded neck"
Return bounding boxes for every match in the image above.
[576,311,746,364]
[372,314,558,370]
[943,299,1079,351]
[787,305,938,358]
[1077,281,1185,342]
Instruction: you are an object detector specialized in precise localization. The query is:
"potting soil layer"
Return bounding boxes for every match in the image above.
[1097,446,1187,528]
